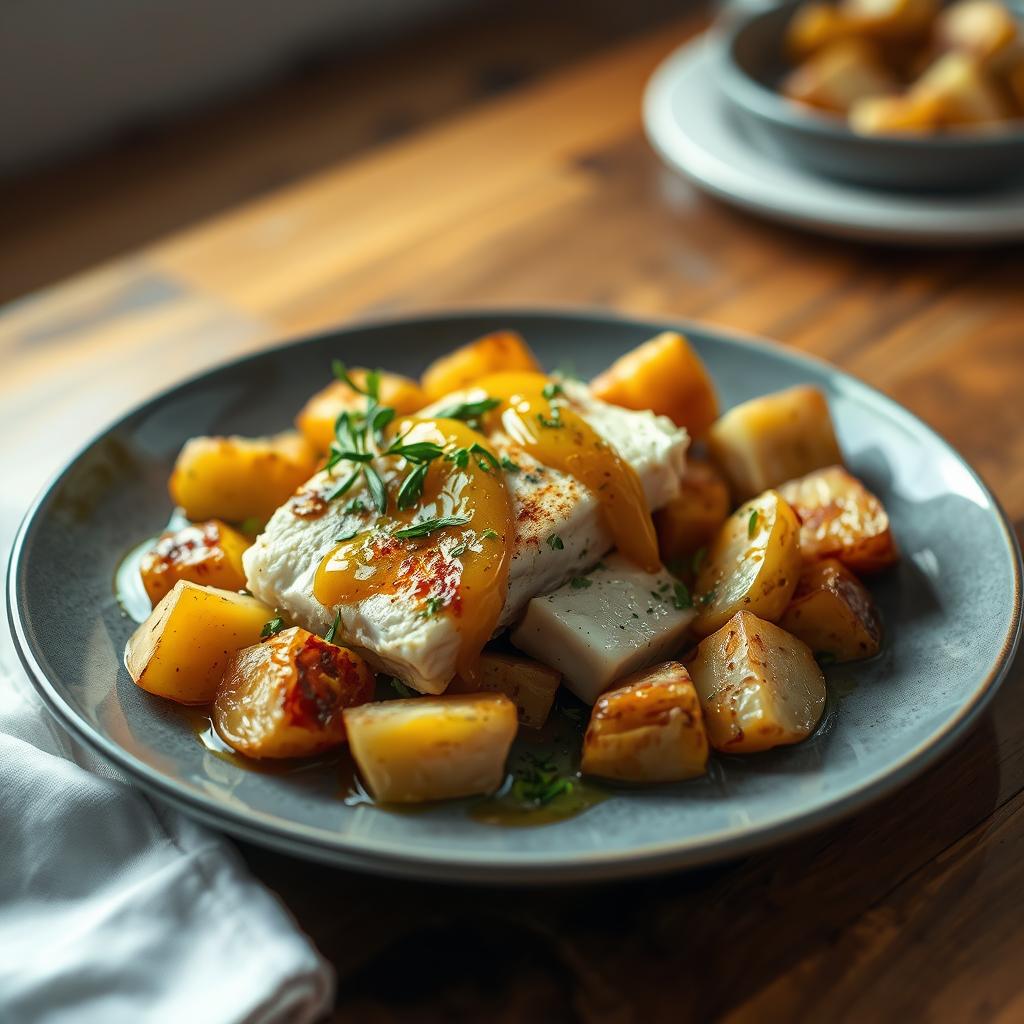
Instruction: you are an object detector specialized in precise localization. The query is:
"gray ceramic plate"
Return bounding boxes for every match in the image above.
[644,39,1024,245]
[8,310,1022,883]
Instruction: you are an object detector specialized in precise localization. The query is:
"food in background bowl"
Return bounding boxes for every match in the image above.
[781,0,1024,133]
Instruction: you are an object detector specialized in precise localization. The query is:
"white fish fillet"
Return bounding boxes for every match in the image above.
[243,382,688,692]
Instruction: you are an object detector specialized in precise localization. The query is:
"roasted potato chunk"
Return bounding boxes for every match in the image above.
[421,331,541,401]
[344,693,518,803]
[589,332,719,438]
[850,93,939,133]
[781,559,882,662]
[581,662,709,782]
[692,490,803,637]
[126,581,273,704]
[448,653,560,728]
[687,612,826,753]
[708,385,843,501]
[214,627,374,759]
[139,519,251,605]
[783,40,898,113]
[779,465,898,574]
[170,431,317,523]
[788,2,850,59]
[842,0,937,40]
[296,370,425,453]
[936,0,1018,65]
[910,52,1008,125]
[654,458,731,565]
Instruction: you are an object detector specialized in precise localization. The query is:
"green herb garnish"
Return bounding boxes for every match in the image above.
[446,446,470,469]
[547,535,564,550]
[324,470,360,503]
[510,754,576,807]
[542,381,564,400]
[434,397,501,421]
[500,456,520,472]
[260,617,284,639]
[323,610,341,644]
[394,515,471,539]
[387,440,445,463]
[570,576,592,589]
[421,595,444,617]
[363,464,388,515]
[396,462,428,511]
[332,360,375,396]
[672,581,693,610]
[536,408,563,429]
[472,443,500,472]
[748,509,759,538]
[480,528,499,540]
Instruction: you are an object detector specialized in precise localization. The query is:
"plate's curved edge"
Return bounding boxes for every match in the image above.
[641,38,1024,247]
[8,307,1024,883]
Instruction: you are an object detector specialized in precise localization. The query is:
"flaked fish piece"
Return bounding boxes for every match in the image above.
[243,382,688,692]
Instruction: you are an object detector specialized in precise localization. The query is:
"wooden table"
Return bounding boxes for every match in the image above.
[4,14,1024,1023]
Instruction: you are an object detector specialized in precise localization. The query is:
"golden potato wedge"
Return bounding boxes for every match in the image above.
[842,0,937,39]
[581,662,709,782]
[344,693,518,803]
[214,627,374,759]
[780,559,882,662]
[911,52,1009,124]
[783,40,899,113]
[421,331,541,401]
[686,611,826,753]
[448,652,560,728]
[654,458,731,565]
[169,431,318,523]
[778,465,898,574]
[708,385,844,501]
[589,332,719,438]
[850,93,941,133]
[295,370,425,453]
[139,519,251,605]
[692,490,803,637]
[126,581,273,704]
[936,0,1018,65]
[787,2,850,59]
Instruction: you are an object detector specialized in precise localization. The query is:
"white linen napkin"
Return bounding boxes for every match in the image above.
[0,620,336,1024]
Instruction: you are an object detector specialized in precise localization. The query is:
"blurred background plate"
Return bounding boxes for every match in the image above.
[717,0,1024,191]
[8,310,1022,883]
[643,38,1024,245]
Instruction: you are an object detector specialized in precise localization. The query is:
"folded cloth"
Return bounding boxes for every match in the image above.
[0,655,335,1024]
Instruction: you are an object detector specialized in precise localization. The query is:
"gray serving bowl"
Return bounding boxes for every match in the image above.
[715,0,1024,191]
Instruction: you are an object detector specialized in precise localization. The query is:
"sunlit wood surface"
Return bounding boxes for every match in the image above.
[3,11,1024,1023]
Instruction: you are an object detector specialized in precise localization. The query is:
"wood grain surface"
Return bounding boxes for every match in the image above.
[4,10,1024,1023]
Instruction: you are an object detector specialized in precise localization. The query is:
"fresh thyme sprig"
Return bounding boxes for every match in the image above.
[325,361,447,514]
[393,515,471,539]
[433,396,501,423]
